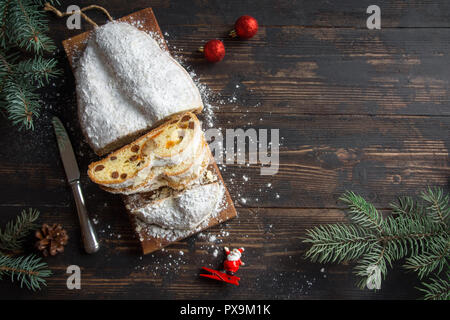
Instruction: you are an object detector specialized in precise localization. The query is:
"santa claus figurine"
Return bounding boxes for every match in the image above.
[223,247,245,274]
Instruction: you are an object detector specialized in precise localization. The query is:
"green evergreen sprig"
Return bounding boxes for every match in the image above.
[0,252,51,290]
[0,0,60,130]
[6,0,56,54]
[303,187,450,300]
[0,208,40,252]
[16,55,60,87]
[0,208,51,290]
[418,275,449,300]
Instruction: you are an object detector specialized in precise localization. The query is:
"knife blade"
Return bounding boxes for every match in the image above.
[52,117,100,254]
[52,117,80,182]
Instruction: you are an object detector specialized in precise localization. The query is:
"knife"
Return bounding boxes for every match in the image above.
[52,117,100,254]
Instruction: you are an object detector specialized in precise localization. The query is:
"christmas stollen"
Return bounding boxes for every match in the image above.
[75,21,203,156]
[61,7,237,255]
[87,112,206,195]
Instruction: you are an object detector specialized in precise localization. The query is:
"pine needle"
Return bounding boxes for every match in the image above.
[421,187,450,225]
[0,253,51,291]
[0,0,60,129]
[417,274,450,300]
[0,208,40,252]
[304,187,450,300]
[303,223,377,263]
[0,208,52,291]
[404,239,449,279]
[15,56,61,87]
[391,195,423,218]
[8,0,55,54]
[340,191,384,233]
[3,77,40,129]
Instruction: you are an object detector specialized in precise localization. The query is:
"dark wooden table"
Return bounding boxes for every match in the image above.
[0,0,449,299]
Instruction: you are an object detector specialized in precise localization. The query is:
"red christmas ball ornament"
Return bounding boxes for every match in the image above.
[230,15,258,39]
[199,39,225,62]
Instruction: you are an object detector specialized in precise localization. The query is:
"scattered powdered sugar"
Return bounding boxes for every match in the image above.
[196,227,231,260]
[256,272,317,297]
[97,223,122,240]
[132,249,189,276]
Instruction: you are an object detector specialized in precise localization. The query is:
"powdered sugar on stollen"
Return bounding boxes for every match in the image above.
[130,182,225,230]
[132,180,227,242]
[75,21,203,154]
[76,43,150,151]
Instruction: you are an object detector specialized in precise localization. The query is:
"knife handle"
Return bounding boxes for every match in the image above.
[70,180,100,254]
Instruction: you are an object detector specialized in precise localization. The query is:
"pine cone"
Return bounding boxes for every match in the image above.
[35,223,69,256]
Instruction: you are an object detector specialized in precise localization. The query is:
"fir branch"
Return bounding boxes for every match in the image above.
[0,50,59,128]
[340,191,384,233]
[0,0,59,129]
[380,214,446,260]
[15,55,60,87]
[0,208,40,252]
[303,224,377,264]
[8,0,55,54]
[0,252,51,290]
[304,187,450,299]
[404,239,449,279]
[391,195,423,219]
[417,274,450,300]
[421,187,450,225]
[0,0,11,48]
[3,76,40,129]
[354,243,391,289]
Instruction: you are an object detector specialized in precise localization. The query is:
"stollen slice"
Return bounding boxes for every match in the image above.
[87,126,159,189]
[102,136,209,195]
[141,112,201,167]
[164,140,211,190]
[87,112,200,189]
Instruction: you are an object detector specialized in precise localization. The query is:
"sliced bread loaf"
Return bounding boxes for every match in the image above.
[88,112,202,194]
[86,129,157,188]
[100,137,210,195]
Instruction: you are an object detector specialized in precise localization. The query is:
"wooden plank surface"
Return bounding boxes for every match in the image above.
[0,0,449,299]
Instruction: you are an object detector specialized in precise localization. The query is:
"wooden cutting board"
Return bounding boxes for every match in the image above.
[62,8,237,255]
